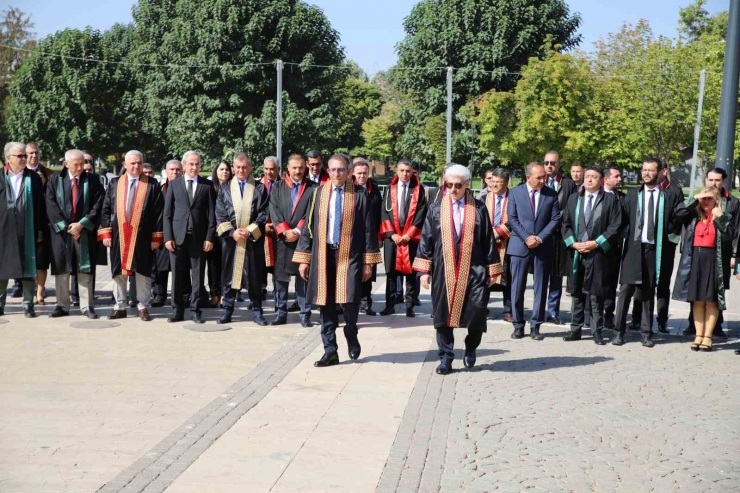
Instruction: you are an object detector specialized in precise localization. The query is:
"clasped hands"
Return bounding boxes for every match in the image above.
[392,234,411,246]
[525,235,542,249]
[572,240,598,254]
[421,273,495,290]
[299,263,373,282]
[164,240,213,252]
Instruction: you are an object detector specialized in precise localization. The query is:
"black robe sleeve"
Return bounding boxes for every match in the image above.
[206,185,217,243]
[163,182,174,244]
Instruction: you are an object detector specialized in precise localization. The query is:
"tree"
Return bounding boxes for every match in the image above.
[128,0,346,167]
[679,0,728,42]
[0,7,36,144]
[335,74,382,155]
[361,102,402,162]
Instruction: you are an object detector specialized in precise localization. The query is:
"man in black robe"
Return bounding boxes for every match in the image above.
[414,164,502,375]
[46,150,104,318]
[268,154,316,326]
[602,166,626,331]
[99,150,164,321]
[0,142,45,317]
[352,158,382,315]
[379,159,428,318]
[215,153,270,325]
[561,166,623,344]
[613,157,689,347]
[294,154,382,367]
[484,168,513,321]
[542,150,577,325]
[151,160,184,307]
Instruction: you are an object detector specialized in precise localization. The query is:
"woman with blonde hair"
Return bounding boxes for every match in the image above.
[672,187,732,351]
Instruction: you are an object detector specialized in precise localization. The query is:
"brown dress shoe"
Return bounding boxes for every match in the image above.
[139,308,152,322]
[503,314,514,323]
[107,309,127,320]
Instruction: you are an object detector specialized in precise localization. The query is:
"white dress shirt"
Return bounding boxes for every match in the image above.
[327,184,345,244]
[525,184,542,216]
[641,186,659,244]
[7,169,23,201]
[185,175,198,198]
[289,177,303,234]
[397,179,410,210]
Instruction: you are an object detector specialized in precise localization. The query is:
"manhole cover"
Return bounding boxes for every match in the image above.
[69,321,121,329]
[0,318,8,324]
[184,324,232,332]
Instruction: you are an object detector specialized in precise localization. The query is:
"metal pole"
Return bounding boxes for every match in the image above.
[446,67,453,164]
[715,0,740,179]
[276,60,283,168]
[689,70,707,200]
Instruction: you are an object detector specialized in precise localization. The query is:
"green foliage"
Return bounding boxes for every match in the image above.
[0,7,36,145]
[335,75,382,155]
[423,114,447,174]
[361,102,402,162]
[679,0,728,41]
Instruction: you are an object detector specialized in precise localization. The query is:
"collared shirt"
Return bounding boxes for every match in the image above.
[289,177,303,234]
[397,179,410,212]
[7,169,23,201]
[641,186,659,244]
[328,184,346,244]
[525,184,542,216]
[309,173,320,184]
[185,175,197,198]
[453,198,465,224]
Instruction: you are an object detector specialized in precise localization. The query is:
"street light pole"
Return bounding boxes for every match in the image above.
[714,0,740,180]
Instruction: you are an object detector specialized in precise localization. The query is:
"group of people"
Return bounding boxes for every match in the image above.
[1,141,737,377]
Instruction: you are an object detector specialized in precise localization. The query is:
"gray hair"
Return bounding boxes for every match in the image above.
[182,150,201,163]
[4,141,24,158]
[64,149,85,161]
[165,159,182,169]
[526,162,544,176]
[444,164,471,182]
[125,150,144,162]
[233,152,252,166]
[263,156,280,170]
[492,168,510,183]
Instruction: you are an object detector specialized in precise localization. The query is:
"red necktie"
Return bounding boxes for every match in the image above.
[71,177,79,218]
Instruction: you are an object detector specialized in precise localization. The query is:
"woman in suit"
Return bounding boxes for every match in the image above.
[672,187,733,352]
[206,161,232,307]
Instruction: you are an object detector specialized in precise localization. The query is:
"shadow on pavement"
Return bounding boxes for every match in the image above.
[477,355,613,372]
[359,348,509,365]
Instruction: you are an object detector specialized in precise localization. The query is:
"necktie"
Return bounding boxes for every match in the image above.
[494,195,503,226]
[187,179,194,200]
[332,188,343,245]
[126,178,136,222]
[399,183,407,224]
[585,194,594,224]
[530,189,537,215]
[291,182,299,209]
[646,189,655,242]
[268,180,273,193]
[239,180,245,198]
[71,177,79,219]
[548,177,555,189]
[453,200,462,238]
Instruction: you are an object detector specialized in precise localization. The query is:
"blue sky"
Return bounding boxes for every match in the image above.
[18,0,729,77]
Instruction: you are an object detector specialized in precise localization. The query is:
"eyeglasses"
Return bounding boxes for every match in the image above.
[543,161,558,165]
[84,159,93,164]
[445,182,466,190]
[328,168,346,174]
[10,154,27,159]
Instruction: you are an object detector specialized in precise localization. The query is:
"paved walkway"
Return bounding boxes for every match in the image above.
[1,264,739,493]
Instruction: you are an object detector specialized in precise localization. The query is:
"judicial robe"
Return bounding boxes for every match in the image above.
[484,190,511,286]
[413,195,503,329]
[154,180,172,272]
[261,176,277,270]
[562,190,623,297]
[269,176,316,283]
[292,181,382,305]
[363,178,382,282]
[548,175,578,276]
[98,175,164,277]
[46,169,105,276]
[0,167,45,280]
[309,169,330,186]
[379,175,428,275]
[215,177,269,292]
[618,184,689,299]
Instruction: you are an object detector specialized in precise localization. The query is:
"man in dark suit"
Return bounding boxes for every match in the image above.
[352,158,382,315]
[602,166,626,331]
[507,162,562,340]
[163,150,216,324]
[542,151,577,325]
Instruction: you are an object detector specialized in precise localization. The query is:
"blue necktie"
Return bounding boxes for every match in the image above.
[291,182,299,209]
[239,180,245,197]
[494,195,503,227]
[582,194,594,241]
[332,187,343,245]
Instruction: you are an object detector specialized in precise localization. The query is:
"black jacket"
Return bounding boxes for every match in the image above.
[164,176,216,246]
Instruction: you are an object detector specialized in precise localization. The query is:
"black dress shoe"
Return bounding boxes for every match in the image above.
[253,312,267,326]
[511,328,524,339]
[167,311,184,323]
[24,306,36,318]
[84,308,99,320]
[314,352,339,367]
[546,316,564,325]
[592,331,607,345]
[683,325,696,335]
[463,351,476,369]
[0,308,4,316]
[217,312,232,325]
[237,293,245,302]
[191,312,205,324]
[530,328,544,341]
[9,286,22,298]
[349,346,361,360]
[270,315,288,326]
[247,302,254,310]
[435,362,451,375]
[414,299,421,307]
[405,308,415,318]
[734,349,740,355]
[641,336,655,348]
[50,307,69,318]
[287,301,300,312]
[150,298,165,308]
[379,307,395,316]
[563,332,581,341]
[612,332,625,346]
[363,307,376,316]
[628,322,640,331]
[300,316,312,327]
[657,322,669,334]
